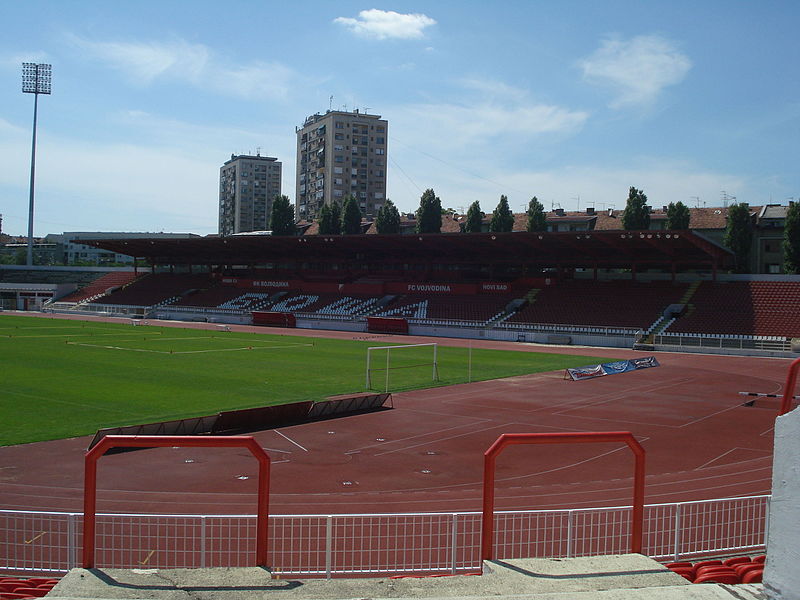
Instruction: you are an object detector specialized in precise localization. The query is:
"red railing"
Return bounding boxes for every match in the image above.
[481,432,646,561]
[83,435,271,568]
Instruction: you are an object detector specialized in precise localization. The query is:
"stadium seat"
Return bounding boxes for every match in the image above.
[693,570,740,584]
[7,589,47,598]
[723,556,751,567]
[668,566,694,581]
[741,568,764,583]
[735,562,764,578]
[753,554,766,563]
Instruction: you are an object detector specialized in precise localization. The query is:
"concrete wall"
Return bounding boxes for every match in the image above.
[764,405,800,599]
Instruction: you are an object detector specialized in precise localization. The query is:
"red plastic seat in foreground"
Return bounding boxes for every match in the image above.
[694,570,740,584]
[741,568,764,583]
[723,556,751,567]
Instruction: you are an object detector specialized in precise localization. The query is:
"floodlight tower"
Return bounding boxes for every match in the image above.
[22,62,51,267]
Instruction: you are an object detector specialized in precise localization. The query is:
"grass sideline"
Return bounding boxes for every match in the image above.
[1,315,611,446]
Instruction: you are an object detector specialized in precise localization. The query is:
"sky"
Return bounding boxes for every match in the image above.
[1,1,798,236]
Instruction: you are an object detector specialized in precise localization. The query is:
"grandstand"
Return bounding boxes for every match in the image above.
[17,229,792,356]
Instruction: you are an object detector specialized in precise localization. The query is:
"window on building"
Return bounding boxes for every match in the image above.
[374,148,385,155]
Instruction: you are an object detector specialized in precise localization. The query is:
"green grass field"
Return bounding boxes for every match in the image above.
[1,315,611,446]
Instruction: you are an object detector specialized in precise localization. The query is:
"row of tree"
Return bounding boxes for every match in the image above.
[273,187,800,274]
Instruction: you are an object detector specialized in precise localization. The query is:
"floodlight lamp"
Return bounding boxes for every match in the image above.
[22,62,52,95]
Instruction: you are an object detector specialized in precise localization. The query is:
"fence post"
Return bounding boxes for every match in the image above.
[325,516,333,580]
[566,510,574,558]
[763,497,770,548]
[673,503,682,562]
[200,516,206,568]
[67,513,77,569]
[450,513,459,574]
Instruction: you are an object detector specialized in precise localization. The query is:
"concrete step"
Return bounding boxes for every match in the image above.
[45,555,762,600]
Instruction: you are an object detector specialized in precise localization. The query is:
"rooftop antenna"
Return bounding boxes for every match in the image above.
[329,95,333,111]
[571,195,580,210]
[721,191,735,208]
[363,106,372,114]
[690,196,700,208]
[255,146,262,157]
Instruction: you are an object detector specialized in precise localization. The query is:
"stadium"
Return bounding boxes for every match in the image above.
[1,228,799,597]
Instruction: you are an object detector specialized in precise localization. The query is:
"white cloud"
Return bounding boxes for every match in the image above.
[390,80,588,155]
[579,35,692,108]
[334,9,436,40]
[65,34,295,101]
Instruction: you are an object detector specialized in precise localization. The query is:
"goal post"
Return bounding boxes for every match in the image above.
[366,343,439,392]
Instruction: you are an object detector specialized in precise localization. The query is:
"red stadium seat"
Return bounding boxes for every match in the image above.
[752,554,766,563]
[741,568,763,583]
[666,561,693,569]
[693,559,723,570]
[8,589,47,598]
[735,562,764,578]
[668,566,695,581]
[723,556,751,567]
[693,570,740,584]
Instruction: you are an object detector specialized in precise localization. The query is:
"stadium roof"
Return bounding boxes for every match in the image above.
[83,230,734,272]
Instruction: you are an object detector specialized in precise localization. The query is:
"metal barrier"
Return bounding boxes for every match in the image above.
[0,495,769,576]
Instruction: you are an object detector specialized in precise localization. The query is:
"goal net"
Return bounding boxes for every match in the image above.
[366,343,439,391]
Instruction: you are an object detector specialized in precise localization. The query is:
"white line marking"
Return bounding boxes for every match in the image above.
[274,430,308,452]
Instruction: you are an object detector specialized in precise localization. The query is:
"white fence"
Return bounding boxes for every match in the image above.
[0,495,768,576]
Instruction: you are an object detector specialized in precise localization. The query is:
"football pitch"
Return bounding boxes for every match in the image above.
[1,315,610,446]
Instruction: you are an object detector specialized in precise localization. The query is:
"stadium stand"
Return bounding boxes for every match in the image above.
[56,271,140,303]
[664,281,800,338]
[374,294,516,325]
[506,280,690,330]
[90,273,212,307]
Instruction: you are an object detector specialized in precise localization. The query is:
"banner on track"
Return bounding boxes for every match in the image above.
[565,356,660,381]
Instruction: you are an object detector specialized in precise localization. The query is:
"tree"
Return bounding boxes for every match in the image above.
[269,195,296,236]
[783,202,800,274]
[622,187,650,230]
[665,201,691,230]
[464,201,483,233]
[489,195,514,232]
[375,200,401,234]
[341,195,362,234]
[317,203,341,235]
[526,196,547,232]
[416,188,442,233]
[724,203,753,273]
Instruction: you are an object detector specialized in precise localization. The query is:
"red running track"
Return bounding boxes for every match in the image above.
[0,313,790,517]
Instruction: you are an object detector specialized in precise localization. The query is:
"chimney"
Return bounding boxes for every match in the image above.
[554,208,565,217]
[586,207,595,215]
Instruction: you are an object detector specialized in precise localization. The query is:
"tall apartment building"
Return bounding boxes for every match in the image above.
[295,110,387,222]
[218,153,282,236]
